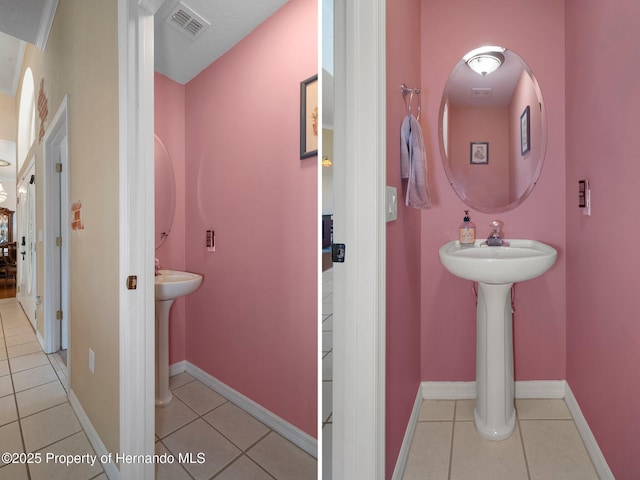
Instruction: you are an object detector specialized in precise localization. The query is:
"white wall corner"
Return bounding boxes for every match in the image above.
[391,386,423,480]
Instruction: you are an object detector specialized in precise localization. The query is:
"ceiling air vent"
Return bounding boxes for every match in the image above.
[471,88,492,98]
[165,1,210,40]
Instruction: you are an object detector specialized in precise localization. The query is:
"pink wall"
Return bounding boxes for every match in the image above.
[450,105,510,208]
[386,0,423,475]
[420,0,566,382]
[183,0,317,437]
[565,1,640,477]
[155,73,187,364]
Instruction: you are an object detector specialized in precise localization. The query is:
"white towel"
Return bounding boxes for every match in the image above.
[400,114,431,209]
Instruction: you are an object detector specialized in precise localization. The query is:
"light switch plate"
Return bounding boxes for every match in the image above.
[386,186,398,222]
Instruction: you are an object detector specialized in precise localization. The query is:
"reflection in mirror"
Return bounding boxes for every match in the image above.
[155,135,176,249]
[439,47,547,213]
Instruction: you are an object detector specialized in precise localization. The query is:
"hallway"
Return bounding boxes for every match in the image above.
[0,297,105,480]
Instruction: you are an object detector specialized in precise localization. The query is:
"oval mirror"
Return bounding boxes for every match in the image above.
[439,46,547,213]
[154,134,176,249]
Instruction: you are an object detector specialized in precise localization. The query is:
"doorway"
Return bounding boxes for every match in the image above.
[16,160,37,330]
[43,95,70,361]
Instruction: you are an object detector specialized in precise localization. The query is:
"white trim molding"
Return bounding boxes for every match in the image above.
[183,362,317,458]
[69,390,120,480]
[564,383,615,480]
[332,0,387,478]
[117,1,155,479]
[391,387,423,480]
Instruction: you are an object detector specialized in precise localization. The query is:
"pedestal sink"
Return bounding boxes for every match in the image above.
[155,270,203,406]
[439,240,557,440]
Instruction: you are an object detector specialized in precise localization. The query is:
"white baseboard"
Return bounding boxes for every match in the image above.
[391,386,423,480]
[564,383,614,480]
[416,380,613,479]
[68,390,120,480]
[422,380,566,399]
[183,361,317,459]
[169,360,186,377]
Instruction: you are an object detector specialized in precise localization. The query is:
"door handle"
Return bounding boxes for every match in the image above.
[20,251,25,260]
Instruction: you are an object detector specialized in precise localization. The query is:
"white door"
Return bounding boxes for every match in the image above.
[17,163,37,329]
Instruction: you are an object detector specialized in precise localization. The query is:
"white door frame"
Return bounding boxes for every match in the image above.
[16,158,37,330]
[118,1,158,478]
[43,94,70,356]
[332,0,387,478]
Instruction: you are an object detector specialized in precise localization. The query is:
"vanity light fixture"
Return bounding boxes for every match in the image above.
[0,183,7,204]
[464,46,506,76]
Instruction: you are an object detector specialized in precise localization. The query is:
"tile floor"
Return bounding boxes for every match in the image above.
[155,372,317,479]
[0,296,316,480]
[321,268,333,480]
[0,297,106,480]
[403,398,599,480]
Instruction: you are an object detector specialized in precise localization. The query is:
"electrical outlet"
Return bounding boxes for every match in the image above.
[89,348,95,373]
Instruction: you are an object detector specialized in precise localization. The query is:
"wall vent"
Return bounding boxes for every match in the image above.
[165,1,210,40]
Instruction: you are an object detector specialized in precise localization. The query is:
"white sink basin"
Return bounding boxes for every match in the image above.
[439,239,557,285]
[155,269,203,407]
[155,269,203,301]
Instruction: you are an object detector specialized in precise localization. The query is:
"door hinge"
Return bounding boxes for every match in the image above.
[56,310,63,320]
[55,163,62,173]
[331,243,346,263]
[56,236,62,247]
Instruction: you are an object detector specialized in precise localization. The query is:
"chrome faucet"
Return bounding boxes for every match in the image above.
[486,220,505,246]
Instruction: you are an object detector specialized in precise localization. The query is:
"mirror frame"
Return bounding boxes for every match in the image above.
[438,47,548,213]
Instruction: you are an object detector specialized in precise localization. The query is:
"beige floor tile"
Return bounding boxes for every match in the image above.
[216,455,274,480]
[12,364,58,393]
[0,349,6,361]
[8,352,49,373]
[21,402,82,452]
[403,421,451,480]
[4,333,37,347]
[169,372,194,390]
[455,399,475,421]
[516,399,572,420]
[163,418,241,480]
[450,421,528,480]
[322,423,332,480]
[7,341,42,358]
[0,421,24,467]
[419,400,455,421]
[3,326,34,338]
[203,402,270,450]
[247,432,316,480]
[521,420,598,480]
[29,432,103,480]
[172,380,226,415]
[0,395,17,427]
[16,381,67,418]
[155,441,192,480]
[0,461,29,480]
[0,375,12,398]
[0,360,8,377]
[155,396,198,439]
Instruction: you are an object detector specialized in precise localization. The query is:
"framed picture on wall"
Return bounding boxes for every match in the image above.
[300,74,318,159]
[470,142,489,164]
[520,105,531,155]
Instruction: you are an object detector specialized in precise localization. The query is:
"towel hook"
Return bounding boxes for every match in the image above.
[400,84,421,121]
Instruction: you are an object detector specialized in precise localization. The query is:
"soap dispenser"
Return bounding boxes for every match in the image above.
[459,210,476,246]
